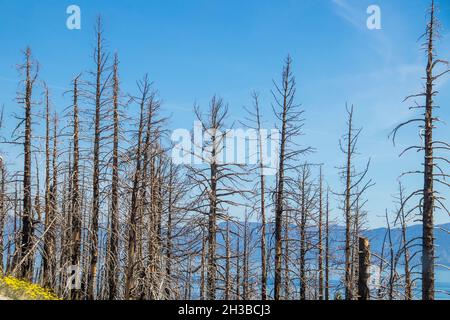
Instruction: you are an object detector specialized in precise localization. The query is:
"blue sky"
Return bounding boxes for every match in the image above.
[0,0,449,227]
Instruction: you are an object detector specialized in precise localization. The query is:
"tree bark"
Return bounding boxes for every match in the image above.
[20,48,35,280]
[358,237,370,300]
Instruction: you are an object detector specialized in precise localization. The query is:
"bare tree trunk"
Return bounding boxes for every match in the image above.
[344,107,354,300]
[206,149,217,301]
[251,93,267,300]
[20,47,36,280]
[386,211,394,300]
[106,53,120,300]
[299,166,307,300]
[165,163,175,279]
[235,235,240,300]
[398,183,412,300]
[358,237,370,300]
[224,219,231,300]
[42,86,55,289]
[200,230,206,300]
[318,167,324,300]
[283,209,290,299]
[51,112,58,288]
[124,75,150,300]
[422,0,436,300]
[70,76,82,300]
[274,57,292,300]
[87,18,107,300]
[242,213,249,300]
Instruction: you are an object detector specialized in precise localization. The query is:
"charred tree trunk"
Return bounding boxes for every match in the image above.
[398,184,412,300]
[42,86,55,289]
[251,93,267,300]
[206,140,218,301]
[242,214,250,300]
[70,76,82,300]
[50,113,58,281]
[344,107,354,300]
[224,219,231,300]
[422,0,436,300]
[274,57,292,300]
[318,167,324,300]
[200,230,206,300]
[106,53,120,300]
[325,188,330,300]
[299,167,307,300]
[87,18,106,300]
[124,75,149,300]
[358,237,370,300]
[20,48,36,280]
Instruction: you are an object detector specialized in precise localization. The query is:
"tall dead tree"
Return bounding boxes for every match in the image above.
[124,75,151,299]
[87,17,109,300]
[317,166,324,300]
[51,112,58,290]
[325,188,330,300]
[106,53,120,300]
[42,85,56,289]
[273,56,311,300]
[338,104,373,300]
[242,92,268,300]
[293,163,316,300]
[391,0,449,300]
[187,96,248,300]
[18,48,38,280]
[70,75,82,300]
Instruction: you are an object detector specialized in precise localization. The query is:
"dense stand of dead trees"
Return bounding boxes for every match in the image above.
[0,1,448,301]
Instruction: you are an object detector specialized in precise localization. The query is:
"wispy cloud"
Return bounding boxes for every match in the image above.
[332,0,367,30]
[331,0,394,61]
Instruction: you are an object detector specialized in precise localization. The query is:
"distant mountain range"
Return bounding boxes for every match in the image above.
[364,223,450,266]
[217,221,450,272]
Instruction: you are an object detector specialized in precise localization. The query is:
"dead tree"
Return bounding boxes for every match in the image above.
[17,48,38,280]
[87,17,110,300]
[317,166,324,300]
[396,183,413,300]
[358,237,370,300]
[187,96,248,300]
[70,75,82,300]
[242,92,268,300]
[106,53,120,300]
[273,56,311,300]
[390,0,449,300]
[51,112,58,289]
[42,84,56,289]
[124,75,151,299]
[222,217,231,300]
[338,104,373,300]
[292,163,317,300]
[386,211,395,300]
